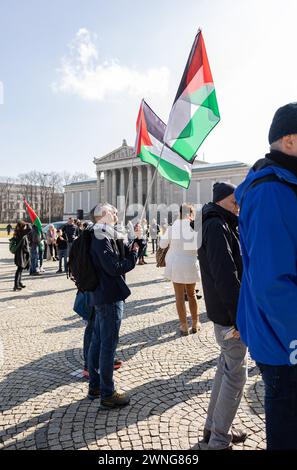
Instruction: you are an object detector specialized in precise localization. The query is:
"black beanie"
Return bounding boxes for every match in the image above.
[268,102,297,144]
[213,182,236,203]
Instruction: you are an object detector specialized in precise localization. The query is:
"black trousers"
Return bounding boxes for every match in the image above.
[14,267,23,287]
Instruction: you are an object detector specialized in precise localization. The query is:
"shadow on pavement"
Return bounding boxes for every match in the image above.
[0,356,217,449]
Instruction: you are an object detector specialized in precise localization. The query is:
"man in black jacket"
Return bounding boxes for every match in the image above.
[198,182,248,450]
[62,217,77,255]
[87,203,139,409]
[28,225,41,276]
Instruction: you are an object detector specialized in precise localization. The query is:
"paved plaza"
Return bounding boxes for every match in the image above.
[0,238,266,450]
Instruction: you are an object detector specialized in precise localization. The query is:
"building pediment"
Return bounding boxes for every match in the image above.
[94,140,134,166]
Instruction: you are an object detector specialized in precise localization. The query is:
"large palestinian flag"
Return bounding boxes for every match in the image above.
[23,197,42,234]
[164,30,220,161]
[136,100,192,189]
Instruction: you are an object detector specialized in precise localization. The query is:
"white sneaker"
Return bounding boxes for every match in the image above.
[39,268,45,273]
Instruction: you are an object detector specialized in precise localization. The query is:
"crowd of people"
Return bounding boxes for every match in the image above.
[7,103,297,450]
[10,217,85,290]
[10,216,163,292]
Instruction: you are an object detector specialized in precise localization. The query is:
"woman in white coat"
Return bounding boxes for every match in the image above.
[160,204,200,335]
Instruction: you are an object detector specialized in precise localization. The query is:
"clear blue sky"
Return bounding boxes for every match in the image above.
[1,0,297,178]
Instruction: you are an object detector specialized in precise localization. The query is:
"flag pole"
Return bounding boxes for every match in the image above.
[123,104,142,224]
[140,142,165,221]
[124,153,135,224]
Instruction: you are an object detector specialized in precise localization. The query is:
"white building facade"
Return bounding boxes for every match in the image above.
[64,140,250,220]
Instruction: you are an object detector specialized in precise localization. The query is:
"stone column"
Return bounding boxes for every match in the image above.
[146,165,152,205]
[97,171,101,202]
[169,183,174,206]
[87,190,90,212]
[137,166,143,206]
[156,173,162,205]
[112,170,117,207]
[128,168,134,206]
[196,180,201,205]
[103,170,108,202]
[120,168,125,198]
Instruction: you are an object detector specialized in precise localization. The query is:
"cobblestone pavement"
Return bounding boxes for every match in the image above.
[0,238,266,450]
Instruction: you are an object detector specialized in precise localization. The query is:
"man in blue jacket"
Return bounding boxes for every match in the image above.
[87,203,139,409]
[235,102,297,450]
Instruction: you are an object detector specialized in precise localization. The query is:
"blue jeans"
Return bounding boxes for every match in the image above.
[30,247,38,274]
[88,301,124,398]
[257,362,297,450]
[58,249,68,272]
[83,310,95,370]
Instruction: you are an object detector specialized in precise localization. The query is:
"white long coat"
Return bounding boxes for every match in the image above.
[159,218,200,284]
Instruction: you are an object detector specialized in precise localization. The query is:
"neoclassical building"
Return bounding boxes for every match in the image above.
[64,140,250,219]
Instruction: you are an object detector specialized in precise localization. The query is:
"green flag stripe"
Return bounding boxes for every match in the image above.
[172,91,220,161]
[34,217,42,234]
[139,146,191,189]
[183,83,214,107]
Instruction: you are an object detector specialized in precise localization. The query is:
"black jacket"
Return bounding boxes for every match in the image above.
[27,226,41,249]
[14,231,30,269]
[89,228,138,306]
[198,203,242,327]
[56,236,68,251]
[62,224,77,243]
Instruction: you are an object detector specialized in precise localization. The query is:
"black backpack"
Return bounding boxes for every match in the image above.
[68,229,99,292]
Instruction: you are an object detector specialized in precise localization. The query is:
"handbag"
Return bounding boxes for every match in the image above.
[73,291,93,321]
[156,245,169,268]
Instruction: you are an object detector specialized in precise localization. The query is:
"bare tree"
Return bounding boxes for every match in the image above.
[0,178,16,222]
[1,170,91,223]
[71,172,91,183]
[62,171,72,188]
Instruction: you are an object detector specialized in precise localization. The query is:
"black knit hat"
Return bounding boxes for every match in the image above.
[213,182,236,203]
[269,102,297,144]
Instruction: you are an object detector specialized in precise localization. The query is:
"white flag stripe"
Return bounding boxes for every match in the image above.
[146,133,192,176]
[164,64,214,144]
[164,100,197,146]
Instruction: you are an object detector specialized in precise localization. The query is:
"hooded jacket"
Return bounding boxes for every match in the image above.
[89,223,138,306]
[235,151,297,365]
[198,203,242,327]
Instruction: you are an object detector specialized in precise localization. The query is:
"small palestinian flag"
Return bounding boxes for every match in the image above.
[164,30,220,162]
[23,197,42,234]
[136,100,192,189]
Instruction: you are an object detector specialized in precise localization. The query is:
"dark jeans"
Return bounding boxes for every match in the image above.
[83,309,95,370]
[88,301,124,398]
[14,266,23,287]
[58,249,68,272]
[30,246,38,274]
[152,239,157,253]
[136,239,147,259]
[39,248,44,268]
[67,242,73,258]
[257,362,297,450]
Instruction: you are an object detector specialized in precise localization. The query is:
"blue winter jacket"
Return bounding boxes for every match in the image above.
[235,156,297,365]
